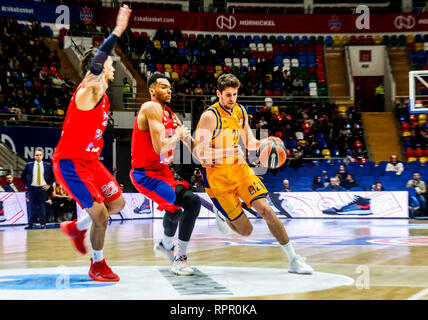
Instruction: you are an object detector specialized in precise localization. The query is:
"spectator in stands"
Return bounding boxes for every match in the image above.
[288,149,305,171]
[321,170,330,183]
[336,164,349,182]
[170,165,184,182]
[194,83,203,95]
[395,98,408,117]
[292,76,304,96]
[48,182,74,223]
[122,77,131,108]
[385,155,404,175]
[341,174,359,190]
[0,16,74,120]
[409,194,422,219]
[257,116,268,129]
[375,81,385,112]
[311,175,325,191]
[21,150,54,229]
[406,172,427,216]
[371,180,385,191]
[334,174,342,187]
[3,174,20,192]
[190,168,204,192]
[323,177,345,191]
[281,179,293,192]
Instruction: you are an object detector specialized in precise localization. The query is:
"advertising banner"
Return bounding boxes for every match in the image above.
[1,2,427,34]
[268,191,408,218]
[0,126,114,172]
[77,192,153,220]
[0,0,80,24]
[88,8,428,34]
[78,191,408,220]
[0,192,28,226]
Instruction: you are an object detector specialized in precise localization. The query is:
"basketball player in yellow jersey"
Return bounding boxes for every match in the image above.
[195,74,313,274]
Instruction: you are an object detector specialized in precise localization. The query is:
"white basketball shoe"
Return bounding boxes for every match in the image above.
[171,255,194,276]
[154,241,175,262]
[288,255,314,275]
[214,207,230,235]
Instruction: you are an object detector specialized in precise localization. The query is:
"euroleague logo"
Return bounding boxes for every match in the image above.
[216,15,237,30]
[394,15,416,30]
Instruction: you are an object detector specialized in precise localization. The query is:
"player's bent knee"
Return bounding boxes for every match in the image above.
[90,207,109,227]
[92,215,109,228]
[106,196,125,215]
[238,224,253,237]
[258,206,276,224]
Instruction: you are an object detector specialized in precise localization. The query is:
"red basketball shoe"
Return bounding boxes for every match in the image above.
[88,259,120,282]
[60,220,87,255]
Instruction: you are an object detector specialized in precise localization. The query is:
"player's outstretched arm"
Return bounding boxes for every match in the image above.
[76,5,132,111]
[144,102,187,154]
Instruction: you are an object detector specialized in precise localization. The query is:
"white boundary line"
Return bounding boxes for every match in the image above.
[407,287,428,300]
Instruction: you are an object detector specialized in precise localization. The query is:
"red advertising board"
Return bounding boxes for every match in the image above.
[89,8,428,33]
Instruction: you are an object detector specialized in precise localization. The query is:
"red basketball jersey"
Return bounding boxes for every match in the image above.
[131,103,178,169]
[53,83,110,161]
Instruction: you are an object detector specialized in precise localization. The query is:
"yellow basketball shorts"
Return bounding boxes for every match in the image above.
[202,164,268,221]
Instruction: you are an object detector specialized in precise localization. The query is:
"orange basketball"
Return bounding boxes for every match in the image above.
[259,139,287,169]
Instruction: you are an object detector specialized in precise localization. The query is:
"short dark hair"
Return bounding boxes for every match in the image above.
[80,48,97,74]
[217,73,241,92]
[147,73,168,89]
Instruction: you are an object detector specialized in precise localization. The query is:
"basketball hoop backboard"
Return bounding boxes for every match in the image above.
[409,70,428,114]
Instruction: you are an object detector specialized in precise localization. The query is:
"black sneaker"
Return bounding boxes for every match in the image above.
[322,196,372,216]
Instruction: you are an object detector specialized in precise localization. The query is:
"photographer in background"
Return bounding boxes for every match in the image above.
[190,167,204,192]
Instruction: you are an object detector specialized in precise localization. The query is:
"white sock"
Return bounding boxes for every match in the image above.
[76,214,92,231]
[281,241,297,261]
[176,239,189,258]
[92,249,104,263]
[162,235,175,250]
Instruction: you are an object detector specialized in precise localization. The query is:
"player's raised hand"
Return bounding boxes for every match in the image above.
[113,4,132,37]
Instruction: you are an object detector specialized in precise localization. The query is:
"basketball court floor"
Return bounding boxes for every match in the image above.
[1,217,428,300]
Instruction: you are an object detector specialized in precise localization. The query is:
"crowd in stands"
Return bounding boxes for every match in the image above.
[246,98,366,161]
[0,17,75,125]
[120,27,328,98]
[396,99,428,164]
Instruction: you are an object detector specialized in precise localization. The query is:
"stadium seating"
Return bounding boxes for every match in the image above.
[135,32,329,98]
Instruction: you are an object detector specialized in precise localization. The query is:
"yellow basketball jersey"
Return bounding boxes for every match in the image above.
[197,102,248,165]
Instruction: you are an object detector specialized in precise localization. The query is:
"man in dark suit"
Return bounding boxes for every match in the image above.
[3,174,21,192]
[21,150,54,229]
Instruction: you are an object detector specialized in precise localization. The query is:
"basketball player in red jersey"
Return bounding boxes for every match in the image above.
[130,74,201,276]
[52,5,132,282]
